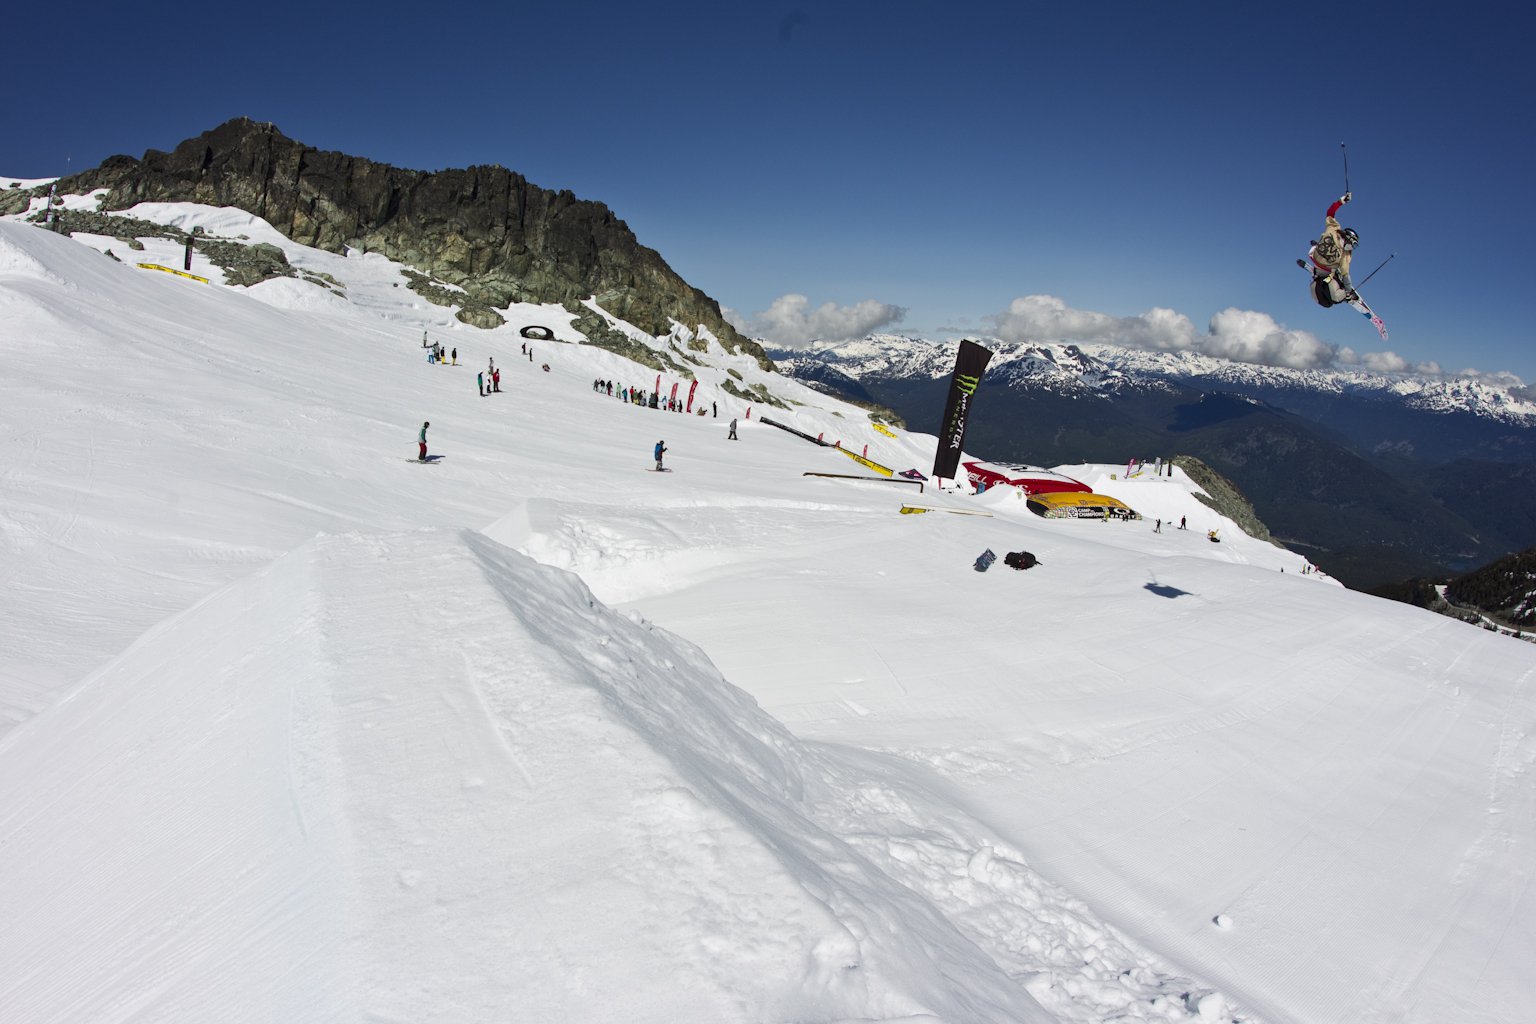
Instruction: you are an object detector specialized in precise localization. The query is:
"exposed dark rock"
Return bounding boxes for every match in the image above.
[1172,455,1282,547]
[40,209,177,247]
[399,268,498,324]
[194,239,294,287]
[566,306,682,373]
[455,304,506,330]
[720,376,787,409]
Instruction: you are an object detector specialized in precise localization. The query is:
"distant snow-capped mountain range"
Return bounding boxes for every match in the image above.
[774,335,1536,425]
[768,333,1536,590]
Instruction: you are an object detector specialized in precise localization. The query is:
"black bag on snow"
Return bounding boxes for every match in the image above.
[1003,550,1039,570]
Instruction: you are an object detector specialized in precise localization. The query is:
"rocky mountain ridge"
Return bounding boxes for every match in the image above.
[1,118,769,369]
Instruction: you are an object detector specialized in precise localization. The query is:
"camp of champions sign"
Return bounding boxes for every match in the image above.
[931,339,993,481]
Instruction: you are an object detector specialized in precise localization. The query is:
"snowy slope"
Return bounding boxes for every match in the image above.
[2,213,1534,1024]
[0,529,1061,1023]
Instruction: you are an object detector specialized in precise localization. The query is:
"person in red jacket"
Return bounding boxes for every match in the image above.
[1307,192,1360,306]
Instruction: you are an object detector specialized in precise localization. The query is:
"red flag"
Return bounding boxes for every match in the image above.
[655,374,661,398]
[686,379,698,413]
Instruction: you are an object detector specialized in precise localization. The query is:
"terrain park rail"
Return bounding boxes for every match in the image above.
[136,263,208,283]
[759,416,827,446]
[899,504,994,517]
[803,472,923,493]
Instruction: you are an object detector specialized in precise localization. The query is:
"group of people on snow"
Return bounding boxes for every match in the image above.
[478,357,501,397]
[592,378,721,419]
[412,332,746,470]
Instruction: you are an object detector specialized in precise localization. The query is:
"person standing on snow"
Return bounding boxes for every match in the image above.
[654,440,667,471]
[1307,192,1360,306]
[417,421,430,461]
[728,418,738,440]
[477,370,485,397]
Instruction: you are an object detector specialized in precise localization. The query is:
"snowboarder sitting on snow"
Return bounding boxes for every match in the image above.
[1307,192,1360,307]
[654,440,667,471]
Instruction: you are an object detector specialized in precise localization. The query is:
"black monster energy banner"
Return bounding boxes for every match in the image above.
[931,339,993,480]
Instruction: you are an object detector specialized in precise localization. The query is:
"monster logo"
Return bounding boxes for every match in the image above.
[932,340,993,480]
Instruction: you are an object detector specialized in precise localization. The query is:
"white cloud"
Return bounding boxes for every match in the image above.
[1332,351,1526,384]
[989,295,1121,344]
[1353,350,1410,373]
[988,295,1201,353]
[743,294,906,347]
[1135,307,1202,350]
[987,296,1531,383]
[987,294,1336,370]
[1453,366,1527,387]
[1204,308,1336,370]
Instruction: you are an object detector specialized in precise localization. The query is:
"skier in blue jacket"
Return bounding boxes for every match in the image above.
[654,440,667,471]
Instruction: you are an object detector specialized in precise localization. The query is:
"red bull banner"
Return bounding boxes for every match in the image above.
[686,379,698,412]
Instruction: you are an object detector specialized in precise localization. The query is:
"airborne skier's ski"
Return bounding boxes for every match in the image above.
[1297,260,1388,341]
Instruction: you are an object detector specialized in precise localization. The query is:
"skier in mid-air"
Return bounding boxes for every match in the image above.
[1305,192,1359,307]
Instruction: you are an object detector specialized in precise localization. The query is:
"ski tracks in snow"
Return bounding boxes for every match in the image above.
[815,751,1264,1023]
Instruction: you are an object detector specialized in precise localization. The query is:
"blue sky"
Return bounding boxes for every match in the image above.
[5,1,1533,379]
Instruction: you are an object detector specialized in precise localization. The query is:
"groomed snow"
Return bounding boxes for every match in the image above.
[2,209,1533,1024]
